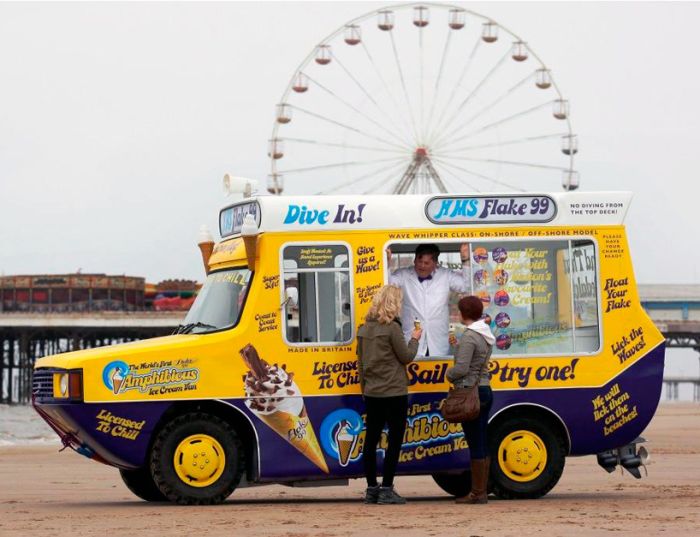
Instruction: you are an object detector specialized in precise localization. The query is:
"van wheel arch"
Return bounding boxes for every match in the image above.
[489,404,571,454]
[149,400,259,484]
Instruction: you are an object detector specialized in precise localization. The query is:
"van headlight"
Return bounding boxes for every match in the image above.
[59,374,69,397]
[52,370,83,401]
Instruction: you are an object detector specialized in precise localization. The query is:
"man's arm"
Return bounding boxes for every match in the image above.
[448,244,472,293]
[386,247,403,285]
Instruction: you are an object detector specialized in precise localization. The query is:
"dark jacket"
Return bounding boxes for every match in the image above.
[357,318,419,397]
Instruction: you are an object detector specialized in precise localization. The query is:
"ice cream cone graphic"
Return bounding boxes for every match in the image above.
[241,344,329,473]
[334,420,358,467]
[112,369,124,394]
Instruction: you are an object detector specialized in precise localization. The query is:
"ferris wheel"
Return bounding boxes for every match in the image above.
[267,2,579,196]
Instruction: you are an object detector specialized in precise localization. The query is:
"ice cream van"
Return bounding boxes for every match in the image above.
[32,192,664,504]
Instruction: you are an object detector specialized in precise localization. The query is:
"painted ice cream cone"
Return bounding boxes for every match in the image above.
[335,421,357,467]
[257,407,329,472]
[241,344,329,473]
[112,369,123,394]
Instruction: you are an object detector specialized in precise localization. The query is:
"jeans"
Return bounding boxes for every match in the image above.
[461,386,493,460]
[363,395,408,487]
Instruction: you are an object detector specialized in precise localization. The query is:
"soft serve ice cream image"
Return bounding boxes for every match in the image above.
[240,344,329,473]
[334,420,359,467]
[112,369,124,394]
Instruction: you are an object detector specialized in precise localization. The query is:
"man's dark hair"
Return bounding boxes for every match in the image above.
[414,243,440,262]
[458,296,484,322]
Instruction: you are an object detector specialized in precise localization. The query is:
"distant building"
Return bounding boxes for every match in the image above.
[147,279,200,311]
[0,274,200,313]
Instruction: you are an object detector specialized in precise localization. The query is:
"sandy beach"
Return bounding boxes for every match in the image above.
[1,403,698,536]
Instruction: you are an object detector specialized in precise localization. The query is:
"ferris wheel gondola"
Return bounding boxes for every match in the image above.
[268,3,579,195]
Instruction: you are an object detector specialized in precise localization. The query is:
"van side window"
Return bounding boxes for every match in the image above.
[282,244,353,345]
[386,239,600,356]
[469,239,600,355]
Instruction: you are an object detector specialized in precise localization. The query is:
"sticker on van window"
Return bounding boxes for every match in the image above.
[426,195,557,224]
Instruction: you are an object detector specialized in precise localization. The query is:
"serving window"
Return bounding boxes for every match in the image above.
[282,244,353,345]
[387,239,600,356]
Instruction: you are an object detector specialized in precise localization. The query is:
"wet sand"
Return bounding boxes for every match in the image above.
[1,404,698,536]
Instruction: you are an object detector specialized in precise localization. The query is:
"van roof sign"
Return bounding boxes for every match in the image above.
[219,201,261,238]
[216,192,632,234]
[426,195,557,225]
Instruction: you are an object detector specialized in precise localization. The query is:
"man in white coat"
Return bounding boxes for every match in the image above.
[388,243,471,356]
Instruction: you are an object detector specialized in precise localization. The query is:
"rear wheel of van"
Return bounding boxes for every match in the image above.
[119,467,167,502]
[489,416,566,499]
[432,470,472,497]
[150,412,244,505]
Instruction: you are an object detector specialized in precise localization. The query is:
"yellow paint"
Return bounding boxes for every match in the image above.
[34,224,664,402]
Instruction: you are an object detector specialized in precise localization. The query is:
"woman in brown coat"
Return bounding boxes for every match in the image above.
[357,285,422,504]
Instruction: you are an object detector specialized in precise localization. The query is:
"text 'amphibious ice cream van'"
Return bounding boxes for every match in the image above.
[33,192,664,504]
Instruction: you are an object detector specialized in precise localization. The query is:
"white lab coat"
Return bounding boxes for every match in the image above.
[389,265,471,356]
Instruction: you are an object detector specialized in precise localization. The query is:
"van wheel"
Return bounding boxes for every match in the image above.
[119,467,167,502]
[489,416,566,499]
[150,412,244,505]
[432,470,472,497]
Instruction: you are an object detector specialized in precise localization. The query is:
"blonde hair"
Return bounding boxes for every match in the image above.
[366,285,403,324]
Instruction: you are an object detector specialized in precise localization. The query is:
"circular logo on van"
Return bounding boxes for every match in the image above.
[103,360,129,394]
[320,409,363,467]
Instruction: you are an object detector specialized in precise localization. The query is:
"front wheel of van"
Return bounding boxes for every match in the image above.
[432,470,472,497]
[150,412,244,505]
[489,416,566,499]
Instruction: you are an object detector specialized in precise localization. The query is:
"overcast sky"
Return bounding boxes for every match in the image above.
[1,1,698,284]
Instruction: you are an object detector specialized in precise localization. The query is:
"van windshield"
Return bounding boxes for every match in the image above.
[179,268,252,334]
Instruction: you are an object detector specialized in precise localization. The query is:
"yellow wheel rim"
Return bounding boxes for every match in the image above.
[497,430,547,483]
[173,434,226,488]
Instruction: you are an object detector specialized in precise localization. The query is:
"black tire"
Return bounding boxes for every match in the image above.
[119,467,167,502]
[432,470,472,497]
[150,412,244,505]
[488,415,566,499]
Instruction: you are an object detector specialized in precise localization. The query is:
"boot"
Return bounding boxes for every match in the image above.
[456,457,489,504]
[364,485,380,504]
[377,485,407,504]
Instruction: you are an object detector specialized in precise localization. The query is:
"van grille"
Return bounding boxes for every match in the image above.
[32,369,56,400]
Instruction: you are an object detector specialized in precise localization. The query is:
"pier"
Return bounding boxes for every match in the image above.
[0,312,184,404]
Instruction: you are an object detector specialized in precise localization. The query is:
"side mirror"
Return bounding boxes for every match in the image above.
[282,287,298,309]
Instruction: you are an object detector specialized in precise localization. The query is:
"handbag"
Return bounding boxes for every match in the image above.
[439,356,489,424]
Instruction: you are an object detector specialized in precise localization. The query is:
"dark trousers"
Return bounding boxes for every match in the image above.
[363,395,408,487]
[461,386,493,460]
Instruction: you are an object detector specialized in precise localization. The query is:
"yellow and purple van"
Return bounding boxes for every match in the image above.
[33,192,664,504]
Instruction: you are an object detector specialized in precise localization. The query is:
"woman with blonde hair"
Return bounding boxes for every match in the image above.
[357,285,422,504]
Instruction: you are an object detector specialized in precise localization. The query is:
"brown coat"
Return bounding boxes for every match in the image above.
[356,319,419,397]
